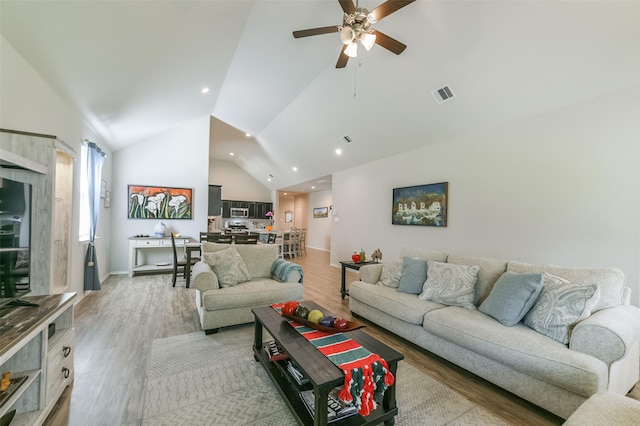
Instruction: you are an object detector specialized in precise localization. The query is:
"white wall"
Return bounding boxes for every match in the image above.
[331,86,640,307]
[109,117,210,273]
[1,35,113,302]
[210,158,271,202]
[308,190,332,251]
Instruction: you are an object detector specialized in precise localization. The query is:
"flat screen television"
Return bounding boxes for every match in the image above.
[0,177,32,308]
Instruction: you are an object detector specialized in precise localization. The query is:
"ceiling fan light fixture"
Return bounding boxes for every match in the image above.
[360,32,376,51]
[344,42,358,58]
[340,26,355,44]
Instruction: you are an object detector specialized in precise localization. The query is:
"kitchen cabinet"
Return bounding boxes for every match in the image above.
[259,202,273,219]
[221,201,231,218]
[207,185,222,216]
[221,200,272,219]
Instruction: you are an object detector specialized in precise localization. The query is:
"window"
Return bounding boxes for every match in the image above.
[78,143,89,241]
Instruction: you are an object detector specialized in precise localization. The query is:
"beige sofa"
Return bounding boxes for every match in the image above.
[192,242,303,334]
[348,246,640,419]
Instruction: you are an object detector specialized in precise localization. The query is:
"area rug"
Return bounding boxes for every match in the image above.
[141,326,508,425]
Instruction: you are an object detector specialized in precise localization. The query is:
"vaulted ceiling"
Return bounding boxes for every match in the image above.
[2,1,639,193]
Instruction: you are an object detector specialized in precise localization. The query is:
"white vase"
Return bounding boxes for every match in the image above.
[154,221,166,237]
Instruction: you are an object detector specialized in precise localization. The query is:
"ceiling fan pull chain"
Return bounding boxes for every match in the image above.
[353,61,358,99]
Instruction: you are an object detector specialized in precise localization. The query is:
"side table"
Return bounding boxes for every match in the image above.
[340,261,375,299]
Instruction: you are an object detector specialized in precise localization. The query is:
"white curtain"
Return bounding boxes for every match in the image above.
[83,142,106,291]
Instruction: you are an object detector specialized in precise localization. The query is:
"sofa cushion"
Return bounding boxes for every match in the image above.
[479,272,544,326]
[524,282,601,344]
[396,257,428,294]
[422,306,607,396]
[564,392,640,426]
[398,246,448,262]
[349,281,444,325]
[447,254,507,306]
[507,261,624,311]
[203,246,251,288]
[233,244,279,278]
[418,260,479,310]
[201,278,303,311]
[377,261,403,288]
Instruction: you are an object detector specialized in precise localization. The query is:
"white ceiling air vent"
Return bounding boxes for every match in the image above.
[431,85,455,104]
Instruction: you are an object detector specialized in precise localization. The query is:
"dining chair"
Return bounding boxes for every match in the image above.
[171,233,198,287]
[274,232,285,258]
[267,232,277,244]
[234,235,258,244]
[205,233,233,243]
[299,228,307,256]
[283,229,300,258]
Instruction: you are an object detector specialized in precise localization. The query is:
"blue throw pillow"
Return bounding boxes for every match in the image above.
[479,272,544,326]
[396,257,428,294]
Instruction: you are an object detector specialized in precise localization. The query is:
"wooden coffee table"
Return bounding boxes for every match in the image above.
[252,301,404,426]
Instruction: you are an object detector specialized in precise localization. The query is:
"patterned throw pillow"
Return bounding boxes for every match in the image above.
[418,261,479,310]
[524,281,600,344]
[203,246,251,288]
[377,261,403,288]
[479,272,544,326]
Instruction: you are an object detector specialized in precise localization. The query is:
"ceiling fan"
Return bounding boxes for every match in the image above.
[293,0,416,68]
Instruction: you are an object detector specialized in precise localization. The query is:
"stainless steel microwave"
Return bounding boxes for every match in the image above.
[230,207,249,218]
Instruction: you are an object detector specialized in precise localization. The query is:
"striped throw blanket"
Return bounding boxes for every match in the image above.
[272,304,394,416]
[271,259,304,284]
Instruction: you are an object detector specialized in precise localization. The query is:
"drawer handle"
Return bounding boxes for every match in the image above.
[62,367,70,379]
[63,346,71,357]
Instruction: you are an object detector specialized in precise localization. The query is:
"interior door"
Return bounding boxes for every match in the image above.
[295,207,303,228]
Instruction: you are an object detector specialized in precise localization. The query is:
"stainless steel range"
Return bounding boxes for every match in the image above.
[225,222,249,234]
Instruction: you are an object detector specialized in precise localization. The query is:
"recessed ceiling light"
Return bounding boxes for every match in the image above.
[311,186,316,189]
[335,148,342,155]
[283,192,288,195]
[229,152,234,156]
[292,166,298,172]
[245,133,251,137]
[201,87,210,94]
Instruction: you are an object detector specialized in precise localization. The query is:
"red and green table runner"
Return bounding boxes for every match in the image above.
[271,303,394,416]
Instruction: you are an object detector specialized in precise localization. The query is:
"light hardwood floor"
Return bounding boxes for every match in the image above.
[45,248,639,425]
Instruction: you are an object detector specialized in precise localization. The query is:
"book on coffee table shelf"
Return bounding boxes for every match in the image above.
[299,387,357,423]
[264,340,289,362]
[286,360,309,386]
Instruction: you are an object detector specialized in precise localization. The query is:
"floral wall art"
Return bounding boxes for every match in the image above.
[128,185,193,219]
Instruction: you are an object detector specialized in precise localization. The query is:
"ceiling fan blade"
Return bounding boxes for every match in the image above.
[370,0,416,22]
[338,0,356,15]
[336,49,349,68]
[372,29,407,55]
[293,26,340,38]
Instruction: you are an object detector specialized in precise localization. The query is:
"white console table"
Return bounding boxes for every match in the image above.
[128,236,192,277]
